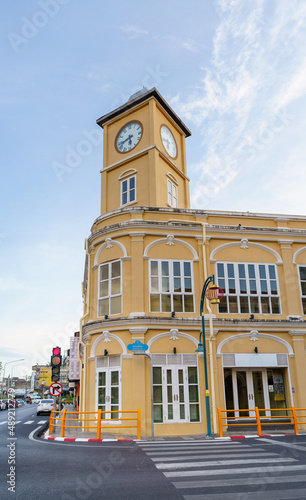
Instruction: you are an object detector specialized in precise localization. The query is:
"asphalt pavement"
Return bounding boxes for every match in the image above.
[2,404,306,499]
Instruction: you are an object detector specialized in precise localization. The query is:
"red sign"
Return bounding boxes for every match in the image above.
[49,382,63,397]
[206,285,224,302]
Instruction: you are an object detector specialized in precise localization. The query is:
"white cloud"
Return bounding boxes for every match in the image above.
[119,25,149,39]
[169,0,306,210]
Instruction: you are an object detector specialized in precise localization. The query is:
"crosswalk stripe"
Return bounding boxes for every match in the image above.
[138,441,245,447]
[24,420,35,424]
[156,456,296,470]
[164,463,306,478]
[183,489,306,500]
[173,474,306,489]
[151,452,277,462]
[146,447,265,456]
[37,420,47,424]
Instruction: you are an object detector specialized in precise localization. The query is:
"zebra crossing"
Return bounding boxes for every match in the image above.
[0,420,47,425]
[138,439,306,499]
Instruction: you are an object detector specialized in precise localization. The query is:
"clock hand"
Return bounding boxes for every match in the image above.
[118,134,133,147]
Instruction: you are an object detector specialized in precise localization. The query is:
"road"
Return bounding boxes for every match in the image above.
[1,404,306,499]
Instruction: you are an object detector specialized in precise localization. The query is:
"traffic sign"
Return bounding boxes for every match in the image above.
[127,340,149,351]
[49,382,63,396]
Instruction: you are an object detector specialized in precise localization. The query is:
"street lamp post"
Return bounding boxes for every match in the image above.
[196,275,215,437]
[3,359,24,392]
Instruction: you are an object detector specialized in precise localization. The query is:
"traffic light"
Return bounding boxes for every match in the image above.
[51,347,62,382]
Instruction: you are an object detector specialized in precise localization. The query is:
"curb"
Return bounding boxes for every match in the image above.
[215,433,299,440]
[43,436,136,442]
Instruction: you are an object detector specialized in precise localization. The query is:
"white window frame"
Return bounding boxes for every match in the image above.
[216,262,281,315]
[149,259,194,313]
[298,265,306,315]
[167,178,178,208]
[121,175,136,207]
[98,259,122,317]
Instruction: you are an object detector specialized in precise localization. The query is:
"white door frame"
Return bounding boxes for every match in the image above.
[96,367,121,421]
[231,368,270,418]
[163,365,189,424]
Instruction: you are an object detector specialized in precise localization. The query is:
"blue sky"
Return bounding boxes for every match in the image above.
[1,0,306,379]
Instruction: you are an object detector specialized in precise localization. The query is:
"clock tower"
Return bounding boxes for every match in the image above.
[96,87,191,215]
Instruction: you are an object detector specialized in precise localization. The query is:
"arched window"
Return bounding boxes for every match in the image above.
[119,169,137,207]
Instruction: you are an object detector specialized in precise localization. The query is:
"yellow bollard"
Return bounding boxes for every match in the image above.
[60,409,67,438]
[291,406,299,435]
[255,407,262,436]
[137,408,141,440]
[97,409,102,439]
[49,410,54,434]
[217,408,223,438]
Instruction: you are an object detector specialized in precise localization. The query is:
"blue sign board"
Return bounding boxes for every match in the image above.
[127,340,149,351]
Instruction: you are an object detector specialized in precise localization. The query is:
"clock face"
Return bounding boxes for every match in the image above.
[161,125,177,158]
[116,121,143,153]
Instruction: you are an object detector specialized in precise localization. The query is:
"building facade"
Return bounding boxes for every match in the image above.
[80,87,306,436]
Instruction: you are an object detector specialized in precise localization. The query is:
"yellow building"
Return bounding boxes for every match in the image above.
[80,87,306,437]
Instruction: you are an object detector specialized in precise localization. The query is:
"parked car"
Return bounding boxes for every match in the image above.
[37,399,55,416]
[2,399,17,409]
[0,400,6,410]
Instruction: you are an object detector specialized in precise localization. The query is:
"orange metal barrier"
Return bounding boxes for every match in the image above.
[49,408,141,440]
[217,406,304,437]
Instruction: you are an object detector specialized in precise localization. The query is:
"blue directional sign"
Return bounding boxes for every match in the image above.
[127,340,149,351]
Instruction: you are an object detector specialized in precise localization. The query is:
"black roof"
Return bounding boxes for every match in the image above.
[96,87,191,137]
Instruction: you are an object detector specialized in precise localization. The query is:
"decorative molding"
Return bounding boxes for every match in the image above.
[143,237,199,261]
[166,234,175,246]
[210,241,283,265]
[278,240,293,246]
[88,357,95,361]
[147,331,198,352]
[216,331,294,357]
[293,247,306,265]
[249,329,259,341]
[169,329,179,340]
[288,330,306,336]
[118,168,137,180]
[121,354,133,359]
[130,232,145,238]
[240,238,249,249]
[129,312,146,317]
[105,237,113,249]
[102,330,111,343]
[93,239,128,266]
[129,327,148,335]
[166,172,179,185]
[90,332,127,357]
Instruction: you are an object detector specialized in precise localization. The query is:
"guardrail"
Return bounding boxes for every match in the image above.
[217,407,306,437]
[49,408,141,440]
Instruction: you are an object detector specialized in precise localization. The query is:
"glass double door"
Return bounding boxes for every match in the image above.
[225,368,270,417]
[97,368,120,419]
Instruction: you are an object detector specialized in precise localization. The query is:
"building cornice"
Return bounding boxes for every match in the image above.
[82,316,306,336]
[92,206,306,231]
[88,219,306,247]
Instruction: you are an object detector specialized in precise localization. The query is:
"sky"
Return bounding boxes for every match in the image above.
[1,0,306,380]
